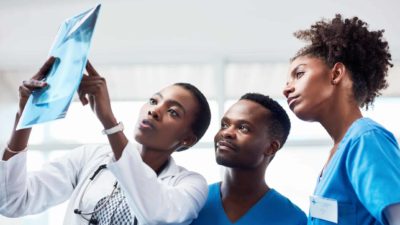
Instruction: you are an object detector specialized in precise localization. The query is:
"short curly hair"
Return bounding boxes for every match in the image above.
[240,93,291,149]
[292,14,393,109]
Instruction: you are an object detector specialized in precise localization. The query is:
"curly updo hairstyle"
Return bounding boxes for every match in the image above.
[293,14,393,109]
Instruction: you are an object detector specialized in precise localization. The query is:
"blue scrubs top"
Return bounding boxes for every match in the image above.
[309,118,400,225]
[191,182,306,225]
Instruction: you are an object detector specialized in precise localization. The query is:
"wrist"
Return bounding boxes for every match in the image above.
[5,145,28,154]
[100,115,118,129]
[102,122,124,135]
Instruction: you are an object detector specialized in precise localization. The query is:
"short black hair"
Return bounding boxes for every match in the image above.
[174,83,211,146]
[240,93,291,148]
[293,14,393,109]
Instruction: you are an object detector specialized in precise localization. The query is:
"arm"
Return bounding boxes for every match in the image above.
[78,61,128,160]
[0,57,87,217]
[108,143,208,225]
[0,146,85,217]
[347,129,400,224]
[2,57,55,161]
[385,204,400,225]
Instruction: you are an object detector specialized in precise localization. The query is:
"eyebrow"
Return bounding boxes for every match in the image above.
[291,63,306,76]
[154,92,186,114]
[221,117,253,127]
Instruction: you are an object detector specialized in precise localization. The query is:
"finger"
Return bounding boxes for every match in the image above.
[78,77,89,106]
[78,90,89,106]
[78,86,102,95]
[86,60,100,77]
[89,95,95,108]
[22,79,47,89]
[33,56,56,80]
[79,80,105,89]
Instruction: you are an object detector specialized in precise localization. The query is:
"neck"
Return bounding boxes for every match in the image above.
[140,145,171,174]
[221,166,269,201]
[319,103,362,145]
[317,99,362,169]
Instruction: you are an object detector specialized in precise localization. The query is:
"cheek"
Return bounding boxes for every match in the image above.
[214,131,221,142]
[298,76,332,104]
[137,105,148,120]
[163,120,189,140]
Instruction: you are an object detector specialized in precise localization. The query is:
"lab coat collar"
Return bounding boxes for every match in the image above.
[127,143,180,180]
[157,157,179,179]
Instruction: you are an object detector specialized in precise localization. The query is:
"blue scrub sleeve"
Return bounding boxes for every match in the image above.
[346,129,400,224]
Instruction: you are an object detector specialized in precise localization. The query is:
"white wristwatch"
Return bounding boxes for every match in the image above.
[102,122,124,135]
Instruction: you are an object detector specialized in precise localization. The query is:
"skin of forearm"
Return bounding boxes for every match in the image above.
[101,116,128,161]
[2,113,32,161]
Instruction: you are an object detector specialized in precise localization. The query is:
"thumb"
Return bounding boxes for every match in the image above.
[33,56,56,80]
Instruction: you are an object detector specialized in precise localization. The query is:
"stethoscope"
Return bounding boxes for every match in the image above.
[74,158,169,224]
[73,164,119,225]
[74,164,139,225]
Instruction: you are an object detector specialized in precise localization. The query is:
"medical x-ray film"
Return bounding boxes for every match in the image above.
[17,4,101,130]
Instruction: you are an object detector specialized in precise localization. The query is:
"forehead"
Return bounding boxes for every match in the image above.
[158,85,199,113]
[225,100,270,123]
[290,56,326,71]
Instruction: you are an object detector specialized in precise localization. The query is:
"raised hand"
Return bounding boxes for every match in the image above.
[18,57,56,115]
[78,61,116,127]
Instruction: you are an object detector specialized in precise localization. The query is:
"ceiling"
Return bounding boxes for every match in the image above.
[1,0,400,69]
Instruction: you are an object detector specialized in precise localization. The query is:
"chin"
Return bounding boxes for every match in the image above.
[134,130,150,145]
[134,134,144,144]
[292,107,316,122]
[216,156,241,168]
[216,156,230,166]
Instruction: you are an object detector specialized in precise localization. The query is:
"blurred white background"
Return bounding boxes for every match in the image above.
[1,0,400,224]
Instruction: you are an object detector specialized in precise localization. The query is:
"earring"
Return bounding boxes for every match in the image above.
[331,79,337,85]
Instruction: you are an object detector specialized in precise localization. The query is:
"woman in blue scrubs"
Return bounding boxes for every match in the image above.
[283,14,400,225]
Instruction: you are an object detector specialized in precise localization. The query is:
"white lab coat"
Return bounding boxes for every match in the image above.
[0,142,208,225]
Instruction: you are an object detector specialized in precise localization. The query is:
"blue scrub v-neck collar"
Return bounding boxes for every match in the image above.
[215,182,274,224]
[314,117,367,194]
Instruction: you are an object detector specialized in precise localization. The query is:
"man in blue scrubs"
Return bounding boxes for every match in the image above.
[191,93,307,225]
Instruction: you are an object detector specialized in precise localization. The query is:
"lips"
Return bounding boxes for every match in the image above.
[287,95,299,108]
[216,140,237,152]
[139,119,156,130]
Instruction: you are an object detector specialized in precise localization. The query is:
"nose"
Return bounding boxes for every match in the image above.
[148,107,161,120]
[283,81,294,98]
[220,126,236,140]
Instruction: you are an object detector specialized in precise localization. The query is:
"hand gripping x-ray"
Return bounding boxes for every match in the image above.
[17,4,101,130]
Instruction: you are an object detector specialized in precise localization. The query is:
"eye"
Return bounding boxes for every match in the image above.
[295,71,305,79]
[149,98,157,105]
[239,124,250,133]
[167,108,180,118]
[220,121,229,130]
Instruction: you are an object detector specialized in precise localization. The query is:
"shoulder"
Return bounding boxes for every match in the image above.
[345,118,397,143]
[191,183,223,225]
[160,158,208,202]
[208,182,221,191]
[206,182,221,200]
[340,118,399,157]
[197,182,221,209]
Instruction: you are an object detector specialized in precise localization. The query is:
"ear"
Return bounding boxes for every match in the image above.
[330,62,347,85]
[264,140,280,156]
[176,134,198,152]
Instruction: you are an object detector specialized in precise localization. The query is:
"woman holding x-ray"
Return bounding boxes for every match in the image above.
[0,58,212,225]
